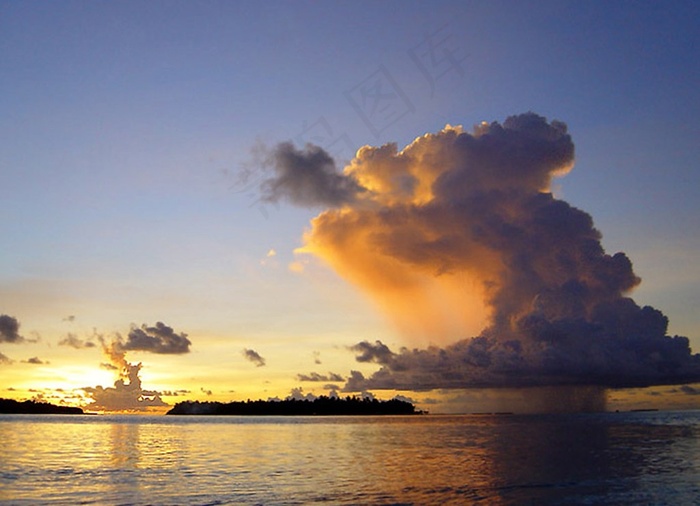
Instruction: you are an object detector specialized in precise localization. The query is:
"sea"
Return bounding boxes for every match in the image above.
[1,410,699,505]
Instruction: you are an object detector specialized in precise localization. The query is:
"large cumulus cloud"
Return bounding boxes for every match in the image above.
[260,112,700,390]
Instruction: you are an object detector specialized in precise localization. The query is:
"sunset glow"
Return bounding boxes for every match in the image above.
[1,2,699,416]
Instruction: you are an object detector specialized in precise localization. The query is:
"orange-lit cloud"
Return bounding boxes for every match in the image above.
[260,112,700,391]
[298,114,576,343]
[81,321,191,412]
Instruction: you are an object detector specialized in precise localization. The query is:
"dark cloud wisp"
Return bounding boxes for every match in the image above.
[296,372,345,382]
[258,142,364,207]
[58,333,96,349]
[242,348,266,367]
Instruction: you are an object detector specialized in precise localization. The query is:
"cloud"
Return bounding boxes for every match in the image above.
[679,385,700,396]
[0,314,23,343]
[344,370,369,392]
[269,112,700,391]
[350,341,395,364]
[258,142,365,207]
[58,333,96,349]
[296,372,345,382]
[287,387,317,401]
[121,322,192,354]
[92,334,165,410]
[0,352,12,365]
[83,361,168,412]
[242,348,266,367]
[161,389,191,397]
[22,357,47,365]
[82,328,188,412]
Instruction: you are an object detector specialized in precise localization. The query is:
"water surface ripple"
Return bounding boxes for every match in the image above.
[1,411,699,505]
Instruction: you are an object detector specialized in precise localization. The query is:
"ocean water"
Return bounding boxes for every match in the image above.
[1,411,699,505]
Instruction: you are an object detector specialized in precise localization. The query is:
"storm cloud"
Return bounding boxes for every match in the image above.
[265,113,700,391]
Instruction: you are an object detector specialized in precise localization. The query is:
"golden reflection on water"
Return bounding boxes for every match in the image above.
[0,415,506,504]
[1,412,699,505]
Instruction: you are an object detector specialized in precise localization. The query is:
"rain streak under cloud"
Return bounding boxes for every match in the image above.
[259,112,700,392]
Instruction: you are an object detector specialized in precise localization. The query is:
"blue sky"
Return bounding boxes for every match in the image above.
[1,1,699,412]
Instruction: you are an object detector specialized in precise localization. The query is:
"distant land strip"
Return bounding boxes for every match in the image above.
[0,398,83,415]
[167,396,419,416]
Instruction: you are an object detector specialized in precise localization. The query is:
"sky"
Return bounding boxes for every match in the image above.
[1,1,699,414]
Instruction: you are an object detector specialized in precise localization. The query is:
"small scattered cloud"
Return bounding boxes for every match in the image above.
[27,331,41,344]
[58,333,96,349]
[679,385,700,396]
[200,388,213,396]
[63,315,76,323]
[242,348,266,367]
[161,389,191,397]
[22,357,48,365]
[350,341,395,364]
[121,322,192,354]
[392,394,415,404]
[0,314,23,343]
[287,387,317,401]
[260,248,280,267]
[288,260,305,273]
[296,372,345,382]
[0,352,12,365]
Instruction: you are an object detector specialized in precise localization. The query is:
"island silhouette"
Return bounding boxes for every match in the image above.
[0,398,83,415]
[167,395,418,416]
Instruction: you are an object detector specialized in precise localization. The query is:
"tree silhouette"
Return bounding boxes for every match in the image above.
[166,395,419,416]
